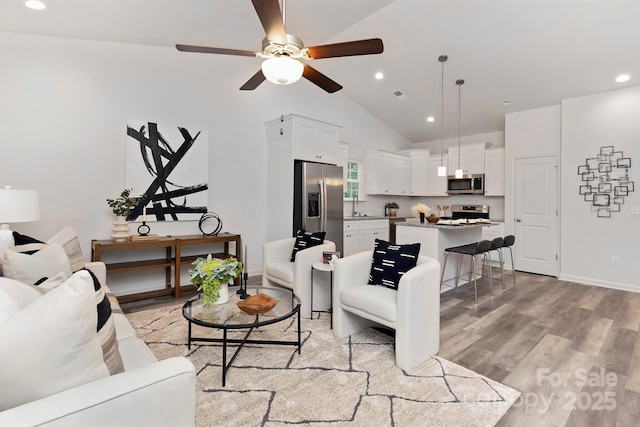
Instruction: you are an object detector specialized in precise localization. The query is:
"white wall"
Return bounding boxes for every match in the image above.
[504,105,562,237]
[560,86,640,289]
[0,32,411,295]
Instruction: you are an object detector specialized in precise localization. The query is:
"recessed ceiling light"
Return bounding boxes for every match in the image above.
[374,72,384,80]
[426,116,435,122]
[616,74,630,83]
[503,100,512,106]
[25,0,46,10]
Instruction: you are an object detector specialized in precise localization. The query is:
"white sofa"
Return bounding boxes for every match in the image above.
[0,261,196,427]
[332,251,441,371]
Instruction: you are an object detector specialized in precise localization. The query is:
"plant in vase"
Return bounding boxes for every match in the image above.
[189,255,243,307]
[106,188,142,241]
[411,203,431,223]
[385,202,400,217]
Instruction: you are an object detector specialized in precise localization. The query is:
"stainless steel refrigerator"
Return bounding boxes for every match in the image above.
[293,160,343,254]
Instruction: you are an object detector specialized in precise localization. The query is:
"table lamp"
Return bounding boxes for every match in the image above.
[0,186,40,254]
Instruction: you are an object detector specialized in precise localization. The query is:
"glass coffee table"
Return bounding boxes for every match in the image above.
[182,286,301,386]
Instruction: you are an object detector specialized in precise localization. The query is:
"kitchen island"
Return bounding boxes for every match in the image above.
[396,221,491,291]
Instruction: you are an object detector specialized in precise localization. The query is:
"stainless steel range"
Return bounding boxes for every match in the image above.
[451,204,490,220]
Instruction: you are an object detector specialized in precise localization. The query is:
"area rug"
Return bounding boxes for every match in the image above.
[127,302,520,427]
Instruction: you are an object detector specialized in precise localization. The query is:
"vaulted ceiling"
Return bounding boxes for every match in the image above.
[2,0,639,142]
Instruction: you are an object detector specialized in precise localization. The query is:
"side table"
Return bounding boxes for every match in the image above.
[311,262,334,328]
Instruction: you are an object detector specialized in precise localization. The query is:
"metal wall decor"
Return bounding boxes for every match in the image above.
[578,145,633,218]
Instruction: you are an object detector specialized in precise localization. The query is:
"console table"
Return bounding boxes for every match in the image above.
[91,233,242,303]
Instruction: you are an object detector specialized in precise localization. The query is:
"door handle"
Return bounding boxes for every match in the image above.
[516,218,522,222]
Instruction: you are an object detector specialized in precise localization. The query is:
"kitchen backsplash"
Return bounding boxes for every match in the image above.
[344,194,505,220]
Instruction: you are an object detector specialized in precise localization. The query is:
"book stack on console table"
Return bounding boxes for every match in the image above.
[130,234,160,241]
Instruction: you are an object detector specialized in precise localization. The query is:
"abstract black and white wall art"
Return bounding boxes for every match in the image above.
[125,120,209,222]
[578,145,633,218]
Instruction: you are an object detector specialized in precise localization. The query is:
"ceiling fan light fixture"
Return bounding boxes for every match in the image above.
[25,0,46,9]
[261,56,304,86]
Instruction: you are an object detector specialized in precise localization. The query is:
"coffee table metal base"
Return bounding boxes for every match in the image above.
[187,311,301,386]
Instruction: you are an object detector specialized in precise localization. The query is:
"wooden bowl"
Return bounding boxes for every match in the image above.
[426,216,440,223]
[237,293,277,315]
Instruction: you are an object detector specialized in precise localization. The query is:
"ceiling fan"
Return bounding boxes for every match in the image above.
[176,0,384,93]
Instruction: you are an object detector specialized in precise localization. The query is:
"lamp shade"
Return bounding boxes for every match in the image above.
[0,187,40,223]
[261,56,304,86]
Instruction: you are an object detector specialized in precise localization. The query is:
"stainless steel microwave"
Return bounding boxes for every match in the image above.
[447,174,485,195]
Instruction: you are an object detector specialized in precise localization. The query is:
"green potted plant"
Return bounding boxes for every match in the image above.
[385,202,400,217]
[106,188,142,218]
[189,255,243,307]
[106,188,142,242]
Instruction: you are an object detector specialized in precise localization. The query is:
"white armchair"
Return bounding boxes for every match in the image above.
[262,237,336,317]
[332,250,441,371]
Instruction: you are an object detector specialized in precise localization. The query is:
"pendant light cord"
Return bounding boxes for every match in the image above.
[438,55,447,168]
[456,79,464,170]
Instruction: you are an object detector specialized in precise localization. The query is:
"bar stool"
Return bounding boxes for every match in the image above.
[488,237,505,291]
[440,240,493,304]
[501,235,516,287]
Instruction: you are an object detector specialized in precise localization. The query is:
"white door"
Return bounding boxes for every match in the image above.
[514,156,559,276]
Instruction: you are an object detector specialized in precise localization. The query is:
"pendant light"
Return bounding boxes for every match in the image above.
[455,79,465,179]
[437,55,448,176]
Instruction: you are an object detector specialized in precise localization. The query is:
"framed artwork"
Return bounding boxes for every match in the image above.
[125,120,209,222]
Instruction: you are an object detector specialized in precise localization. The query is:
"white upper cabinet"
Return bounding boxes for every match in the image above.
[447,143,488,174]
[484,147,505,196]
[395,154,412,195]
[269,114,340,165]
[364,150,411,195]
[408,150,430,196]
[427,154,448,196]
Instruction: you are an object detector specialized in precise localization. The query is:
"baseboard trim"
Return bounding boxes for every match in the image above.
[559,274,639,293]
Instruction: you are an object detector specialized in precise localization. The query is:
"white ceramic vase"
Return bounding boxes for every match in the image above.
[111,215,130,242]
[212,283,230,305]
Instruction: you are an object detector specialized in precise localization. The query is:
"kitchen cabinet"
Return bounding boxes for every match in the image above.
[267,114,340,165]
[427,154,448,196]
[343,219,389,256]
[484,147,505,196]
[447,143,488,175]
[265,114,341,241]
[395,155,412,195]
[409,150,430,196]
[364,150,411,195]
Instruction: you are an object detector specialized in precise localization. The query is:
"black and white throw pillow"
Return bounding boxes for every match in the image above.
[290,230,326,261]
[368,239,421,290]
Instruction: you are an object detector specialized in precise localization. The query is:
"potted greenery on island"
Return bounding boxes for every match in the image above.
[385,202,399,217]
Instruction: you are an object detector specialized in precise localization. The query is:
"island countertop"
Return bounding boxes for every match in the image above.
[398,221,491,230]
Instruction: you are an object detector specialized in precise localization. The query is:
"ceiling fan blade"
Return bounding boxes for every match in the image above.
[176,44,258,57]
[306,38,384,59]
[252,0,287,45]
[302,65,343,93]
[240,69,266,91]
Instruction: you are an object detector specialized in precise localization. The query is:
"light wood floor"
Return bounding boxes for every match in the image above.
[122,272,640,426]
[441,269,640,427]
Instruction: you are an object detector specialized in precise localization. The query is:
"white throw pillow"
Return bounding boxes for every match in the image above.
[47,226,85,272]
[36,271,69,292]
[0,271,110,411]
[0,277,44,324]
[1,242,72,285]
